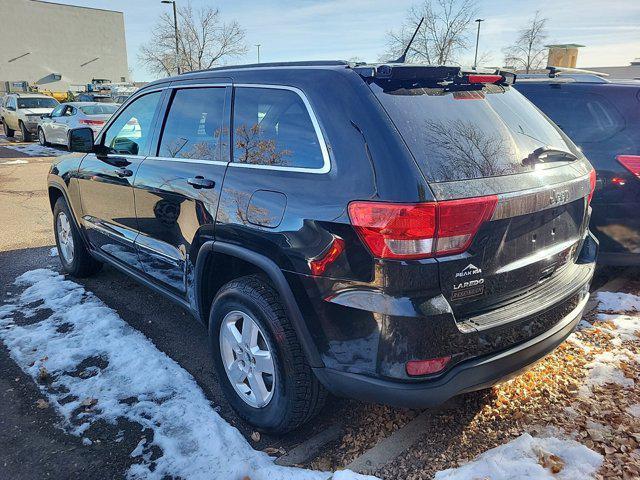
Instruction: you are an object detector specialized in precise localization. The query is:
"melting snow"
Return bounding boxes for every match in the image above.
[0,158,29,165]
[596,291,640,313]
[433,433,602,480]
[0,269,375,480]
[1,143,67,157]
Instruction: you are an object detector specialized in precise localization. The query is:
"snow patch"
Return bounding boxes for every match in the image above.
[597,291,640,313]
[579,351,634,397]
[628,404,640,418]
[0,159,28,165]
[434,433,602,480]
[0,269,374,480]
[49,247,58,257]
[1,143,67,157]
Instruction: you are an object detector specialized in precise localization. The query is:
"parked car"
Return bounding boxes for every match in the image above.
[515,74,640,265]
[48,61,598,434]
[1,93,59,141]
[38,102,118,148]
[75,92,115,104]
[113,94,130,105]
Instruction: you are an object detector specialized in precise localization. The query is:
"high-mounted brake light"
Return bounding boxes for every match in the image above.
[617,155,640,179]
[467,74,503,84]
[588,169,597,205]
[348,195,498,260]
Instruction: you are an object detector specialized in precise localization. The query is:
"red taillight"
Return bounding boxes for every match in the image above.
[348,195,497,260]
[436,196,498,256]
[467,74,502,84]
[406,356,451,376]
[309,237,345,276]
[588,169,597,205]
[79,119,105,126]
[617,155,640,178]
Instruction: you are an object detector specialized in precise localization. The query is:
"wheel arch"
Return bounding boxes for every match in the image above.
[194,241,323,368]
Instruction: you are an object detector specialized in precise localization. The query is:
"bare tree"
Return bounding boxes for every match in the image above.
[502,12,548,73]
[384,0,478,65]
[139,3,247,77]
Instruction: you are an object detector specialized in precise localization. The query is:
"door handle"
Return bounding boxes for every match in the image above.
[115,167,133,178]
[187,176,215,189]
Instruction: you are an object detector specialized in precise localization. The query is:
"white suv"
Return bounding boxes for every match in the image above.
[1,93,59,141]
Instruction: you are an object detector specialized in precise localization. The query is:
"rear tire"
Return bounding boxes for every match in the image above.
[53,197,102,277]
[38,127,48,146]
[209,275,326,434]
[19,121,31,142]
[2,119,14,137]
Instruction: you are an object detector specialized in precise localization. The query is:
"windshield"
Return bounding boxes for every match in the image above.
[371,83,581,183]
[79,104,118,115]
[17,97,59,109]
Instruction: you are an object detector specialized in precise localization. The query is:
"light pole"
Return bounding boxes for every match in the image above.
[255,44,261,63]
[161,0,180,75]
[473,18,484,69]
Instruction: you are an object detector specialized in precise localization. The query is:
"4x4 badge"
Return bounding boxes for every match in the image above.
[455,263,482,278]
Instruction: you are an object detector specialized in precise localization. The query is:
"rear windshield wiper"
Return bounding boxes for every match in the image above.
[523,147,579,166]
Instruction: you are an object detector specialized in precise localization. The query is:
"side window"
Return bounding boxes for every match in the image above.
[158,87,226,160]
[103,91,161,156]
[232,87,325,169]
[63,106,74,116]
[50,105,65,118]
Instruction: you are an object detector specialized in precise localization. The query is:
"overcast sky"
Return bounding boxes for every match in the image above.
[47,0,640,81]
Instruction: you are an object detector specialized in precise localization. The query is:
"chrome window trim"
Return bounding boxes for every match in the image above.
[145,156,227,166]
[117,82,331,173]
[230,83,331,174]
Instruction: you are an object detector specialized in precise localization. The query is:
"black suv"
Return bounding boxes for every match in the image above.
[49,61,597,434]
[515,74,640,265]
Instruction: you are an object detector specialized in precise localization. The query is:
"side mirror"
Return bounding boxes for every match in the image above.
[68,127,95,153]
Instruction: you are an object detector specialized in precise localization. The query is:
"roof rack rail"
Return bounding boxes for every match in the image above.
[179,60,349,75]
[547,66,610,78]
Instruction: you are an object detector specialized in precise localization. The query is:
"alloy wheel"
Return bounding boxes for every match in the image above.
[56,211,74,263]
[219,310,275,408]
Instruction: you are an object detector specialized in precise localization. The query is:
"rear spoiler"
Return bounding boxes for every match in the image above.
[352,64,516,87]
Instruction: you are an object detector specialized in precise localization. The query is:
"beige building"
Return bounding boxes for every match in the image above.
[546,44,585,68]
[0,0,128,92]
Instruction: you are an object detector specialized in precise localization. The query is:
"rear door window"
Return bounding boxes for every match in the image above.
[371,84,578,183]
[158,87,226,161]
[232,87,325,169]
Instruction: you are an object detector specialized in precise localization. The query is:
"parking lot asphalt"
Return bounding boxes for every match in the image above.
[1,128,639,479]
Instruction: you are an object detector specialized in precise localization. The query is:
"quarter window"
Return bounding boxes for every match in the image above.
[232,87,324,169]
[158,88,226,160]
[103,91,161,156]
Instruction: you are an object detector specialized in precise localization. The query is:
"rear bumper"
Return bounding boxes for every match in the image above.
[313,292,589,408]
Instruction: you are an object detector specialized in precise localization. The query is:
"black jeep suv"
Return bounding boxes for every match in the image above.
[49,61,597,434]
[515,75,640,265]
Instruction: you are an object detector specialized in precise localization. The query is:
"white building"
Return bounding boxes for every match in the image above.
[0,0,129,92]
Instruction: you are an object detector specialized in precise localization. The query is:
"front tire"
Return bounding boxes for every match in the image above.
[209,275,326,434]
[19,121,31,142]
[53,197,102,277]
[38,127,48,146]
[2,119,15,137]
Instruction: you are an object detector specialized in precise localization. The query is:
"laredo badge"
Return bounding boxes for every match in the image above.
[451,263,485,300]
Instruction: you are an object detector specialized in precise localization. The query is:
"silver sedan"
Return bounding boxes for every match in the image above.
[37,102,119,148]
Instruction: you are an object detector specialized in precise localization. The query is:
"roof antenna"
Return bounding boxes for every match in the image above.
[392,17,424,63]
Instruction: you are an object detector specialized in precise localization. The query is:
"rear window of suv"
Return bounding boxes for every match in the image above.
[371,83,579,183]
[17,97,59,109]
